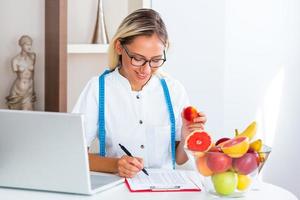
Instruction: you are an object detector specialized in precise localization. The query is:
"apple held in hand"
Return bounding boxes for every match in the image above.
[183,106,200,122]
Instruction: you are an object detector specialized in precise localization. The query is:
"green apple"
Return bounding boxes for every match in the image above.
[211,171,238,196]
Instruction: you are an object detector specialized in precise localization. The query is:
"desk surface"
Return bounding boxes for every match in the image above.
[0,182,297,200]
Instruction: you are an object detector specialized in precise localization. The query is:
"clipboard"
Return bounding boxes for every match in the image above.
[125,169,201,192]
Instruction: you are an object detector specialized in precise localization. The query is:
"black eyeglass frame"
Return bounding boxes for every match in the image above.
[121,44,166,68]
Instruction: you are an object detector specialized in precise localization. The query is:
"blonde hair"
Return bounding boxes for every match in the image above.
[108,8,169,70]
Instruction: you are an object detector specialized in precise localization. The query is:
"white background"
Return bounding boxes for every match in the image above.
[0,0,299,198]
[153,0,300,198]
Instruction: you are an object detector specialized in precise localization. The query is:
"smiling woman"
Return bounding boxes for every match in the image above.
[72,8,207,178]
[116,34,166,91]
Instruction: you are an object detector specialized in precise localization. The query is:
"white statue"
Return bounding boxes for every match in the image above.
[6,35,36,110]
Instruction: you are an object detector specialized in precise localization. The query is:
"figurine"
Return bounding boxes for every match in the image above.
[6,35,36,110]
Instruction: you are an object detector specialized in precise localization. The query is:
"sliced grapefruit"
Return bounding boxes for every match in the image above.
[221,136,250,158]
[185,131,212,152]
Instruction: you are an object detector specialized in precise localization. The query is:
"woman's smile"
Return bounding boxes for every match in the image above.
[135,71,150,80]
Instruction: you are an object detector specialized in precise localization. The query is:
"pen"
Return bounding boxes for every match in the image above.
[118,143,149,176]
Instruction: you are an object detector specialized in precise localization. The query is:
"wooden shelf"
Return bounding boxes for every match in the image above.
[45,0,67,112]
[68,44,109,54]
[46,0,152,112]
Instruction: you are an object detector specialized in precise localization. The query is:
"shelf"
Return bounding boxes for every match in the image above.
[67,44,109,54]
[45,0,152,111]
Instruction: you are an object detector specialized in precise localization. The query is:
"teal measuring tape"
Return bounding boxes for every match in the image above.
[98,70,176,169]
[160,79,176,169]
[98,69,111,156]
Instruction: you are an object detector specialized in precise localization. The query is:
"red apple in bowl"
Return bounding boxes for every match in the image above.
[247,148,260,165]
[233,153,259,175]
[215,137,230,146]
[206,152,232,173]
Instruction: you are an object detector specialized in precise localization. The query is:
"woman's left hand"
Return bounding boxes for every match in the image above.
[181,111,207,142]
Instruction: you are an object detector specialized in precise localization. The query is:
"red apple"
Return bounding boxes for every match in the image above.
[209,146,222,152]
[247,148,260,165]
[183,106,200,122]
[233,153,259,175]
[206,152,232,173]
[215,137,231,146]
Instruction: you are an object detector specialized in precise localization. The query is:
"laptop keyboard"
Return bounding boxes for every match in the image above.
[90,174,122,190]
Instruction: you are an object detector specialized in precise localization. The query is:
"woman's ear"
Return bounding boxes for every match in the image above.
[115,40,122,55]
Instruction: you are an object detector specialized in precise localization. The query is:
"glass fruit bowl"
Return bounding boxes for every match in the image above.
[186,145,271,198]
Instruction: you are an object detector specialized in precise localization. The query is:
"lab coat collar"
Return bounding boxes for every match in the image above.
[114,67,158,94]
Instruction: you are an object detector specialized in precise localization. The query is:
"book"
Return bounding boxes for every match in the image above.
[125,169,201,192]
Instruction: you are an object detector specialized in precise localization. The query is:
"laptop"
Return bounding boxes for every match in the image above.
[0,109,124,195]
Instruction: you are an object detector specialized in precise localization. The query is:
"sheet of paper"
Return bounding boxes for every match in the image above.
[126,169,200,191]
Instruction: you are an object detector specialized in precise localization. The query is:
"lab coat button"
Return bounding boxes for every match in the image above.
[136,95,140,99]
[140,145,144,149]
[139,120,143,124]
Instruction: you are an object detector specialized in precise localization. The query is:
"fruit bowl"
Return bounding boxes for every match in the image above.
[186,144,271,198]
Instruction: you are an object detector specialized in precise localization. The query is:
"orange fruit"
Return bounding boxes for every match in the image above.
[196,155,213,176]
[221,136,250,158]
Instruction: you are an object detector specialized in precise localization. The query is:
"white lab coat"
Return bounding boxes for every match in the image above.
[72,68,189,169]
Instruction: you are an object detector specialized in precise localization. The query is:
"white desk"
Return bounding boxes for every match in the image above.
[0,182,297,200]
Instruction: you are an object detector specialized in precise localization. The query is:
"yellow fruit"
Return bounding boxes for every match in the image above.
[221,136,250,158]
[250,139,262,152]
[237,174,251,191]
[258,152,266,163]
[237,121,257,141]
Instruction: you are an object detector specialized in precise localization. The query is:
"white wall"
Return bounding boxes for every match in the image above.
[153,0,300,198]
[0,0,44,111]
[224,0,284,145]
[225,0,300,198]
[153,0,226,138]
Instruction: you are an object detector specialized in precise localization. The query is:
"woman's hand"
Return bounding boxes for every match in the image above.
[181,111,207,142]
[117,155,144,178]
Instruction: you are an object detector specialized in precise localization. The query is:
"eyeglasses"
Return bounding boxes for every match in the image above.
[122,44,166,68]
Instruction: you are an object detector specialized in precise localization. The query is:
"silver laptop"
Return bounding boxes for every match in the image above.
[0,109,124,195]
